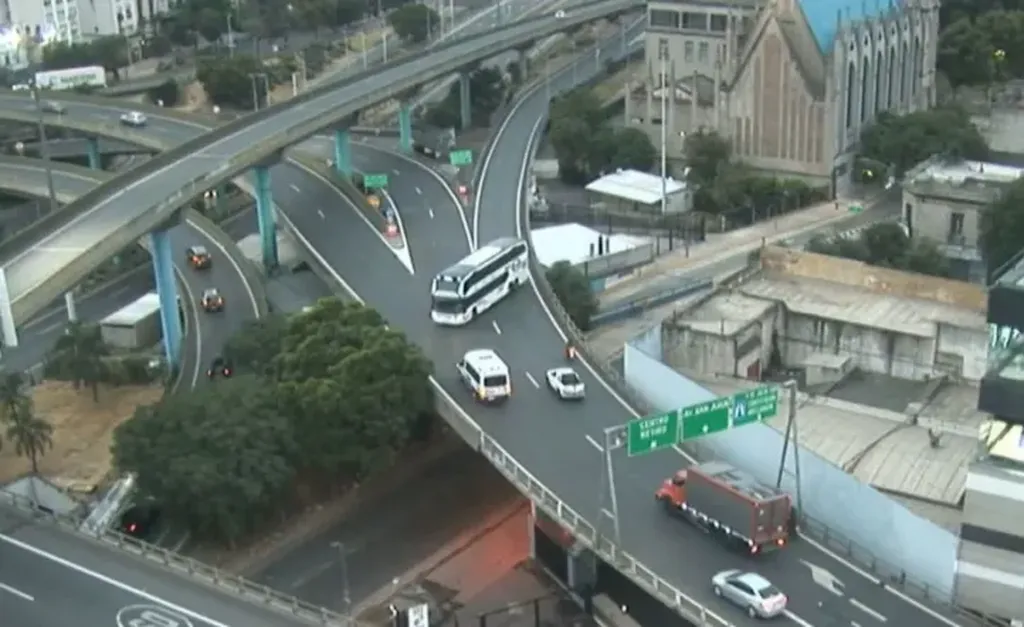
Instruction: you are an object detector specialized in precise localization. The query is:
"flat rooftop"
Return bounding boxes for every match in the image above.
[904,159,1022,204]
[739,275,985,337]
[530,223,648,268]
[697,377,973,521]
[671,290,775,336]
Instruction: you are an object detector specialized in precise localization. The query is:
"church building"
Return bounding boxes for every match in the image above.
[632,0,940,189]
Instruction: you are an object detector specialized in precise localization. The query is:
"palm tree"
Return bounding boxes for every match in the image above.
[4,396,53,475]
[52,322,109,402]
[0,370,26,422]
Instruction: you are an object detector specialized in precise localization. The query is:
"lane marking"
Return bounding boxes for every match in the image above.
[0,581,34,601]
[392,169,400,175]
[784,609,814,627]
[492,320,502,335]
[501,36,958,627]
[524,371,540,388]
[415,186,422,195]
[116,604,195,627]
[585,435,603,452]
[0,533,232,627]
[317,209,325,219]
[850,598,888,622]
[428,207,434,219]
[289,183,301,193]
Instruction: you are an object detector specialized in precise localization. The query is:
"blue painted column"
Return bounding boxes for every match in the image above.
[333,129,352,175]
[253,166,278,271]
[150,228,182,369]
[398,106,413,154]
[86,137,101,170]
[459,73,472,130]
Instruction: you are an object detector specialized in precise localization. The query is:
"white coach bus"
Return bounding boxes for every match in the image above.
[431,237,529,325]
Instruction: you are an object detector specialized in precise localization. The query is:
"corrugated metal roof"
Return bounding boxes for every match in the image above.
[585,169,687,205]
[101,292,161,326]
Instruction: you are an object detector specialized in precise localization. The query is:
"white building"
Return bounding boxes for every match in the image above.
[0,0,169,50]
[584,169,692,214]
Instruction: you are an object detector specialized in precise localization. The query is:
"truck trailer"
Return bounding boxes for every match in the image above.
[655,461,791,555]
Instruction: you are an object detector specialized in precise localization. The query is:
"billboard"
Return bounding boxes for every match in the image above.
[34,65,106,90]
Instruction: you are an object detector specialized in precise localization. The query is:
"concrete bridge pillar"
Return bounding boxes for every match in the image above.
[334,129,352,175]
[398,106,413,154]
[459,72,472,130]
[150,227,182,369]
[253,165,278,272]
[86,137,101,170]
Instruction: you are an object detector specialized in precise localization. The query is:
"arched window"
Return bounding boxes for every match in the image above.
[898,40,908,104]
[875,50,885,112]
[860,55,871,122]
[912,36,921,96]
[886,47,896,109]
[845,62,856,129]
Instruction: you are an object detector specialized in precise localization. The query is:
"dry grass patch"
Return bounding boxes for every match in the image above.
[0,381,163,493]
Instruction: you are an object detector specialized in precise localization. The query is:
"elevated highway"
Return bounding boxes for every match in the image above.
[0,8,964,627]
[0,0,639,328]
[0,155,261,387]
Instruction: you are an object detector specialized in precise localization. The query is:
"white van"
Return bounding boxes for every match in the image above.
[457,349,511,404]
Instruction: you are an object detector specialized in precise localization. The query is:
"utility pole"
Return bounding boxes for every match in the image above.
[600,426,623,547]
[775,379,804,518]
[330,541,352,616]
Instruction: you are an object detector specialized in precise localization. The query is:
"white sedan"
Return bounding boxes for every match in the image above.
[119,111,147,127]
[545,367,585,400]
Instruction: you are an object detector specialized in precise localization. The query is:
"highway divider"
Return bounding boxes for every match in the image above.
[0,488,352,626]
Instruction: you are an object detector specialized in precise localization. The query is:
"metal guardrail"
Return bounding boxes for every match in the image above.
[591,279,712,327]
[0,488,352,626]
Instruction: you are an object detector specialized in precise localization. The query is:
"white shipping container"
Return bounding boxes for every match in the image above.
[101,292,162,349]
[34,66,107,91]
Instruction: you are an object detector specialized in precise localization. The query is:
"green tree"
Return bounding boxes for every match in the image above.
[608,127,657,173]
[937,18,995,89]
[197,55,270,109]
[223,315,286,375]
[548,89,616,183]
[3,397,53,475]
[546,261,599,331]
[808,223,949,278]
[981,178,1024,277]
[0,371,28,426]
[48,322,109,402]
[273,299,433,480]
[426,66,507,128]
[388,4,438,44]
[147,79,181,106]
[683,129,732,189]
[112,375,296,545]
[858,108,989,177]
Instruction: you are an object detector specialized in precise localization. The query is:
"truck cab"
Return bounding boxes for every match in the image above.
[655,469,688,508]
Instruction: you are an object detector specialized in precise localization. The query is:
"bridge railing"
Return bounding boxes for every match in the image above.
[0,487,354,626]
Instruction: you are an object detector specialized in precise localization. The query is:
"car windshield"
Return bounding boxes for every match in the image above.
[560,372,580,385]
[204,290,219,298]
[757,585,782,598]
[483,375,507,388]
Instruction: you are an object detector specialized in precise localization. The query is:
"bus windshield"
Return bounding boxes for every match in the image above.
[434,275,460,293]
[432,295,465,314]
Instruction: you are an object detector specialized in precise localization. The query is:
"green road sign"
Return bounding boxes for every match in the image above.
[679,397,731,441]
[849,204,863,213]
[364,173,389,189]
[731,386,779,427]
[449,149,473,167]
[627,410,679,456]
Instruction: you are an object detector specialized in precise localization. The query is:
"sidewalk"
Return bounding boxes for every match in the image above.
[597,198,875,305]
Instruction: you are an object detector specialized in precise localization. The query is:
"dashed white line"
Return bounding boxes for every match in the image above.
[850,598,887,622]
[317,209,325,219]
[415,186,422,195]
[392,168,400,175]
[492,320,502,335]
[289,183,301,194]
[428,207,434,219]
[784,609,814,627]
[0,581,34,601]
[524,371,540,388]
[585,435,603,451]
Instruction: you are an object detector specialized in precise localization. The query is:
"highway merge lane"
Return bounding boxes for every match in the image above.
[0,158,259,388]
[0,504,318,627]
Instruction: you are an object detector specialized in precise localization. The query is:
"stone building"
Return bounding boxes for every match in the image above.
[634,0,940,187]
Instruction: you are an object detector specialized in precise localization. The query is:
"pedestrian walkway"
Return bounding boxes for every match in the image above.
[598,198,876,305]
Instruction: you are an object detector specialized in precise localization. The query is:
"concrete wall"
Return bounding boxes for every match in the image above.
[664,302,780,379]
[759,246,987,312]
[902,188,983,250]
[623,341,958,595]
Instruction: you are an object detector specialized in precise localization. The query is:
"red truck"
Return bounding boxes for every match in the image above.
[655,461,791,555]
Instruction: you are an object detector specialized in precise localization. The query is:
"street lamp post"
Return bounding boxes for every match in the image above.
[30,87,57,218]
[329,541,352,616]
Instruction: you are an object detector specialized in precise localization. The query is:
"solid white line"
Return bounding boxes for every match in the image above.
[585,435,603,452]
[289,183,301,193]
[0,581,34,601]
[783,610,814,627]
[0,534,229,625]
[492,320,502,335]
[524,371,540,388]
[850,598,887,622]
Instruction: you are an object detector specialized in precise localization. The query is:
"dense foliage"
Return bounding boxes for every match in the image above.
[807,223,950,278]
[112,298,435,544]
[683,130,827,217]
[938,9,1024,88]
[857,108,988,178]
[387,4,439,44]
[196,54,297,109]
[549,89,657,184]
[980,178,1024,277]
[42,36,129,77]
[0,372,54,477]
[546,261,599,331]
